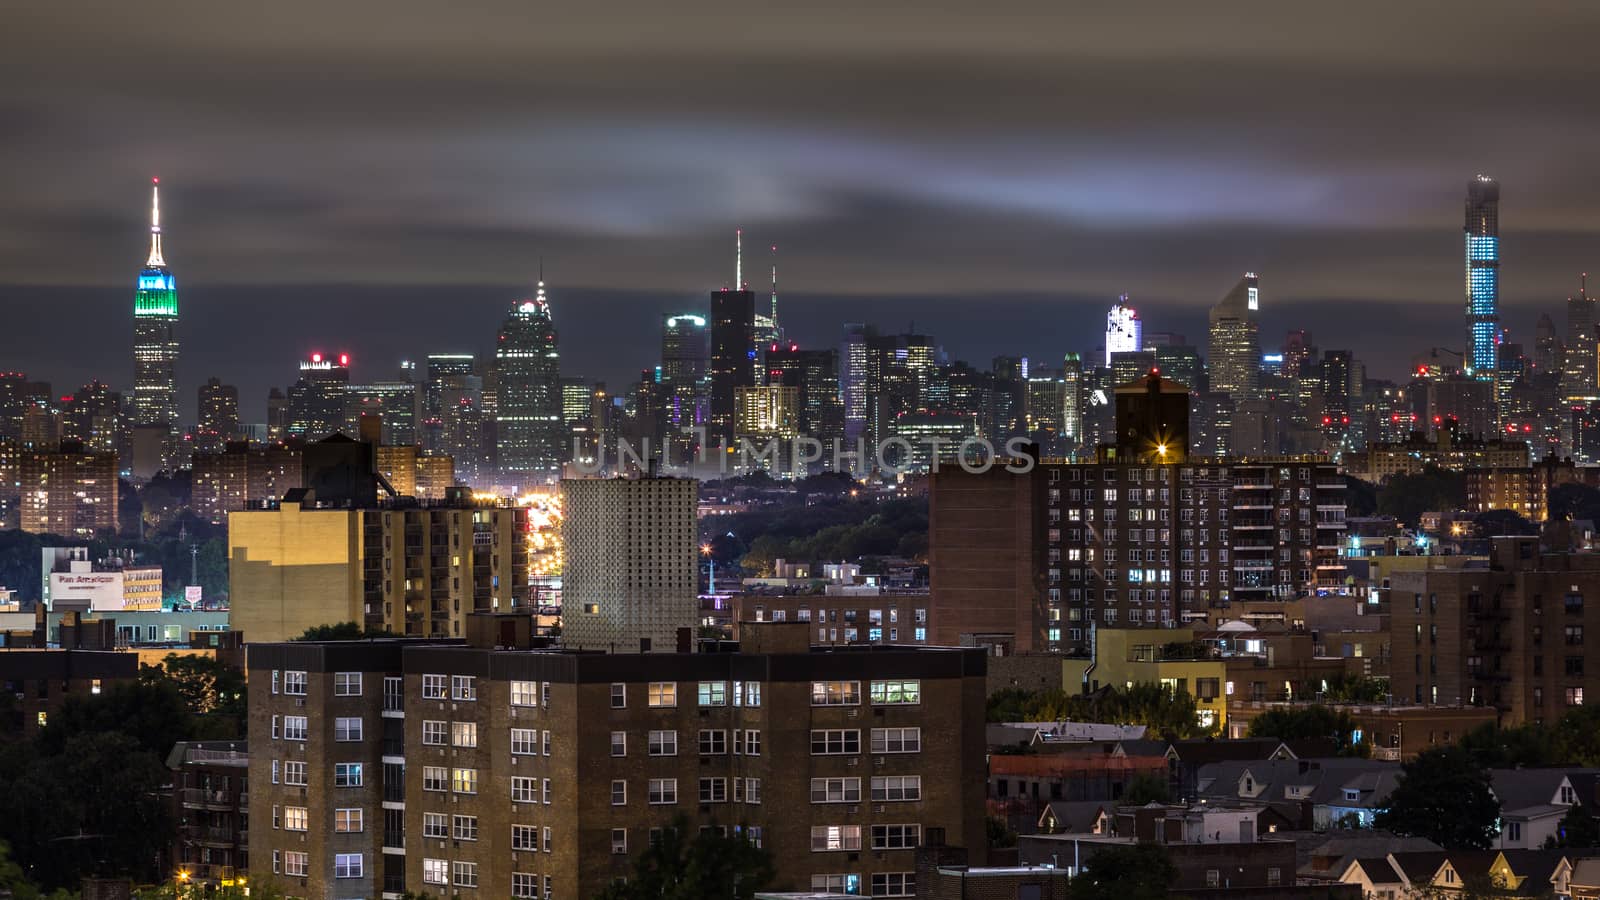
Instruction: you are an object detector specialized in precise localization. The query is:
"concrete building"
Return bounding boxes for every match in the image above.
[18,442,118,537]
[228,496,528,643]
[191,443,302,524]
[246,620,986,899]
[731,593,934,646]
[561,476,697,652]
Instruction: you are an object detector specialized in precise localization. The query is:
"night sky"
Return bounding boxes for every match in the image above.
[4,1,1599,419]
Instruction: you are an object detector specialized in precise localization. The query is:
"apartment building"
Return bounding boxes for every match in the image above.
[932,459,1346,656]
[169,740,250,887]
[730,593,934,646]
[18,441,118,537]
[1388,536,1600,725]
[229,496,528,642]
[247,620,985,899]
[190,442,302,524]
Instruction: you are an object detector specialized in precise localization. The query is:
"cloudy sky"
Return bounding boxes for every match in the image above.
[3,1,1598,417]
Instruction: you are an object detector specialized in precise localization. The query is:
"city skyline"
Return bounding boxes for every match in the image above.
[5,3,1600,414]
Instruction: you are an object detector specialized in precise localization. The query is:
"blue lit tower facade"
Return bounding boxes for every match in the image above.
[494,280,563,486]
[1465,175,1500,377]
[133,178,180,470]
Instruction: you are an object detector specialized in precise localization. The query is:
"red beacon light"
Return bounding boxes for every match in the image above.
[339,353,350,366]
[311,352,323,364]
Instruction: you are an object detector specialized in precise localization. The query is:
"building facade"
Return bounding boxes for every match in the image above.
[228,498,528,643]
[495,283,564,486]
[561,477,697,652]
[246,624,987,899]
[18,443,119,537]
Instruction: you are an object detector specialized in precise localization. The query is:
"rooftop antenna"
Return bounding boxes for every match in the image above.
[770,244,779,331]
[735,229,743,290]
[146,177,165,267]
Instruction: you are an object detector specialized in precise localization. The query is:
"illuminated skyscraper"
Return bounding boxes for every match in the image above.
[132,178,180,469]
[1105,297,1142,367]
[709,287,756,441]
[286,353,351,440]
[1465,175,1500,378]
[660,313,708,430]
[421,354,476,453]
[494,279,563,485]
[841,323,871,442]
[195,377,240,453]
[1207,273,1261,401]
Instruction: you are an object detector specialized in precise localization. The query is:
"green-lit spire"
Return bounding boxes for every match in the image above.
[135,178,177,318]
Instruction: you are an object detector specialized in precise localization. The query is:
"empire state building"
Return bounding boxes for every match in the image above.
[132,178,180,474]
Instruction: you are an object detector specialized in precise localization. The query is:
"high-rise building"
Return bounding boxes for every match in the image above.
[62,380,122,455]
[709,288,756,442]
[19,442,119,537]
[1207,273,1261,402]
[345,379,419,447]
[1105,297,1142,367]
[229,494,528,642]
[132,179,181,470]
[495,282,564,486]
[191,442,302,523]
[1534,313,1561,375]
[841,324,871,443]
[421,354,476,453]
[1060,354,1083,451]
[1465,175,1501,378]
[246,623,986,899]
[766,344,844,445]
[285,353,351,440]
[196,377,240,453]
[1563,278,1598,405]
[660,314,709,435]
[561,476,697,652]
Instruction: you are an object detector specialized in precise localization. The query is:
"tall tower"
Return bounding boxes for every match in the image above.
[1105,296,1142,367]
[1207,272,1261,402]
[708,233,756,442]
[494,278,563,486]
[132,178,180,471]
[1465,175,1501,378]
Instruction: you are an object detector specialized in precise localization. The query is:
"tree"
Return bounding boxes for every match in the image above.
[592,815,774,900]
[1324,674,1390,704]
[1246,705,1368,756]
[141,653,246,736]
[37,678,196,758]
[295,622,391,641]
[1550,802,1600,849]
[1473,508,1538,538]
[1123,772,1170,805]
[1375,745,1500,849]
[1071,842,1177,900]
[1377,466,1466,527]
[986,816,1017,849]
[1550,482,1600,524]
[0,732,173,889]
[984,684,1213,739]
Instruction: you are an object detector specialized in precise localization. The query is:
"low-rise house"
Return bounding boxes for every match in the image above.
[1490,768,1596,849]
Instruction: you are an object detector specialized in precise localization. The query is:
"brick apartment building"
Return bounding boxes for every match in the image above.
[247,619,986,899]
[731,592,934,646]
[169,740,250,887]
[931,459,1346,656]
[0,644,138,736]
[1389,535,1600,725]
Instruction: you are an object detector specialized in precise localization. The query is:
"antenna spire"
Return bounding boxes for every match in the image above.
[770,244,779,332]
[539,256,545,287]
[146,177,165,268]
[735,229,743,290]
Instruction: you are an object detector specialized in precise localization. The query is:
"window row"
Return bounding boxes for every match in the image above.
[812,727,923,755]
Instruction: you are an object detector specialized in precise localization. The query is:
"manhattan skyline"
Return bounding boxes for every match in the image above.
[4,1,1600,416]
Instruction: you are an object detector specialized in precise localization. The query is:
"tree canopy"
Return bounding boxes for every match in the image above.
[1459,706,1600,768]
[987,684,1215,739]
[1376,466,1465,527]
[1374,745,1501,849]
[1072,843,1178,900]
[1246,704,1371,756]
[295,621,392,641]
[591,815,775,900]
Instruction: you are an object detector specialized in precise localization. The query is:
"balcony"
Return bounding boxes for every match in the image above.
[181,789,242,811]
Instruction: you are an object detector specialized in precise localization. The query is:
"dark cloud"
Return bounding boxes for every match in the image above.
[2,1,1598,416]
